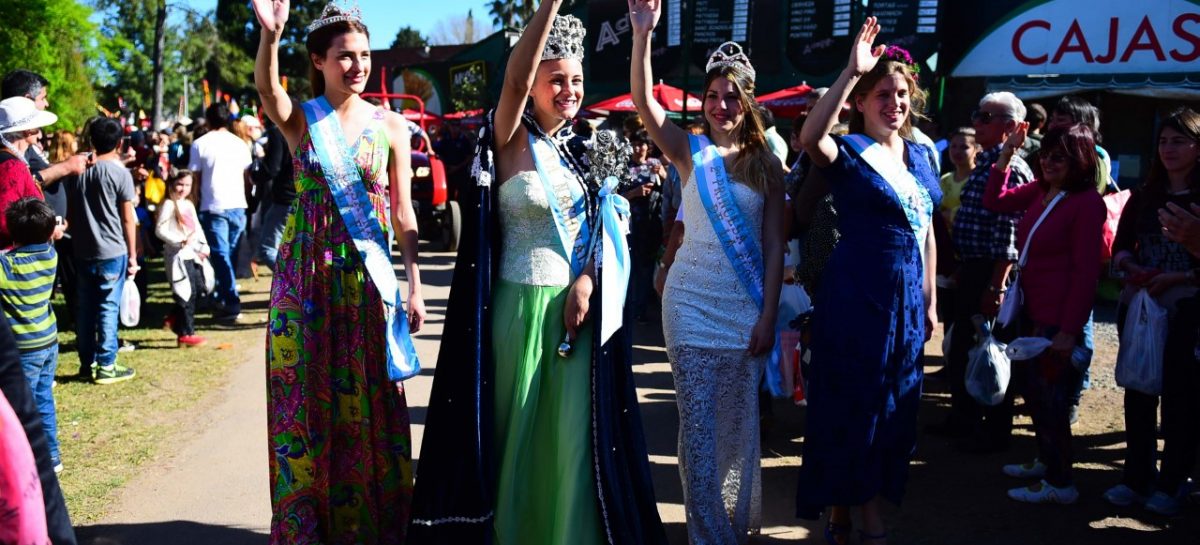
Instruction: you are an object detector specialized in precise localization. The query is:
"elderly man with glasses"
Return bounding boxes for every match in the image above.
[928,91,1034,454]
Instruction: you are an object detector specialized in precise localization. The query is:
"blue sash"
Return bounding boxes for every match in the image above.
[301,97,420,381]
[689,134,765,308]
[841,134,934,244]
[528,132,590,278]
[690,134,785,395]
[594,175,631,344]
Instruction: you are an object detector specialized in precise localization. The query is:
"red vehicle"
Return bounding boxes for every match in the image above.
[361,88,461,251]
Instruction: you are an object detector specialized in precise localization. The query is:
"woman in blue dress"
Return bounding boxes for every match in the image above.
[795,18,940,545]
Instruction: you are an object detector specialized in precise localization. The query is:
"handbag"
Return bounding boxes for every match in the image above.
[997,192,1066,327]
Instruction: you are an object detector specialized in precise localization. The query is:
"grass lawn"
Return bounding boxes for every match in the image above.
[51,259,271,523]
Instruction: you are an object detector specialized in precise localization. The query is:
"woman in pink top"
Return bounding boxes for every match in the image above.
[983,122,1106,504]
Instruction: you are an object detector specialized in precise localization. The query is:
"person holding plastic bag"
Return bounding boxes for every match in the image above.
[155,169,212,348]
[794,18,940,544]
[982,122,1105,504]
[1108,108,1200,515]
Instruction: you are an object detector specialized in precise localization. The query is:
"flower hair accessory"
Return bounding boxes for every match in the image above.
[706,41,756,83]
[882,45,919,73]
[306,1,364,36]
[539,15,587,62]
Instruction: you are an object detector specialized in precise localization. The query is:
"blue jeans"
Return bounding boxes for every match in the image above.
[254,201,290,269]
[201,208,246,315]
[76,255,126,369]
[21,344,61,465]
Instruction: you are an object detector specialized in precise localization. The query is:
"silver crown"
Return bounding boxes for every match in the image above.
[705,41,756,83]
[306,1,364,36]
[538,15,586,62]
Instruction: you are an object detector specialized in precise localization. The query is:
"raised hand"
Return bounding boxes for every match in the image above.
[627,0,662,37]
[849,16,884,77]
[252,0,290,34]
[1003,121,1030,154]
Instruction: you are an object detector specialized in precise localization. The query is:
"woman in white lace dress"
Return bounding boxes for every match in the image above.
[629,2,785,543]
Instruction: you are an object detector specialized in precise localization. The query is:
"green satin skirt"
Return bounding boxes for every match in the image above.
[491,279,603,545]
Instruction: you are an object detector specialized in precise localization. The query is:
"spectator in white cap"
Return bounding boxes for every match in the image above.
[0,96,60,248]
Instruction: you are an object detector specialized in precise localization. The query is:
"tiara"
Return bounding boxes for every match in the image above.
[306,1,364,36]
[705,42,756,83]
[882,45,920,73]
[539,15,586,62]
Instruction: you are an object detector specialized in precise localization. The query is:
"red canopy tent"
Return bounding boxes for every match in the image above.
[757,84,813,120]
[443,109,484,120]
[403,109,440,123]
[586,82,702,114]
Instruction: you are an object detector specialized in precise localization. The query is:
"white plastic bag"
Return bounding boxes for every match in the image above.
[997,279,1022,328]
[1116,289,1167,395]
[120,282,140,327]
[1005,337,1054,361]
[965,328,1011,407]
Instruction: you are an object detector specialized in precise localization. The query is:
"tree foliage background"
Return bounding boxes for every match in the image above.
[214,0,326,103]
[93,0,218,123]
[0,0,100,130]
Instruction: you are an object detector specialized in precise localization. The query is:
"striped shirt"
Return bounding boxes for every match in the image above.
[0,243,58,352]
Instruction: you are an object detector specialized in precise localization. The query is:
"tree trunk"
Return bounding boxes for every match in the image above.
[152,0,167,129]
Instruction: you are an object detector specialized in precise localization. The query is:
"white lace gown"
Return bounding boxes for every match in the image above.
[662,173,765,545]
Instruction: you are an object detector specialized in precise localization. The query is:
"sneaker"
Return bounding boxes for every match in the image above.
[94,363,136,385]
[1069,404,1080,426]
[1103,484,1148,507]
[177,334,207,348]
[1008,480,1079,504]
[118,341,136,353]
[1003,459,1047,478]
[1145,491,1182,516]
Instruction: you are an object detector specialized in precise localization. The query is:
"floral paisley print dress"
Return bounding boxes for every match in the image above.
[267,108,413,545]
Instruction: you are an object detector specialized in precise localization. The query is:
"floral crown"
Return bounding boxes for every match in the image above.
[881,45,919,74]
[539,15,586,62]
[306,1,364,36]
[705,42,756,83]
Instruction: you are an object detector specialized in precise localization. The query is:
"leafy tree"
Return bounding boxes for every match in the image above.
[487,0,581,29]
[215,0,326,101]
[392,26,428,49]
[0,0,100,130]
[429,10,493,45]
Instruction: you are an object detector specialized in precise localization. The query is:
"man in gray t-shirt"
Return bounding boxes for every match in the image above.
[63,117,138,384]
[66,160,136,262]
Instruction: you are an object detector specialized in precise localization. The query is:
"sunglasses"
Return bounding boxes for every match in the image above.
[1040,152,1069,164]
[971,110,1012,124]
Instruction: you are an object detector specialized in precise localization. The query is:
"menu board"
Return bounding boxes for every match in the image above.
[692,0,751,45]
[785,0,857,75]
[867,0,940,60]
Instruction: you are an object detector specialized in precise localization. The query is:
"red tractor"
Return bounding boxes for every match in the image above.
[361,89,461,252]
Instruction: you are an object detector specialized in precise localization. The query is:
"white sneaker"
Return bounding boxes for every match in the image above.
[1008,480,1079,504]
[1003,459,1047,478]
[1103,484,1148,507]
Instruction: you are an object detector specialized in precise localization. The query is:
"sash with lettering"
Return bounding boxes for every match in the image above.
[528,131,591,278]
[301,97,420,381]
[689,134,785,393]
[689,134,765,307]
[841,134,934,245]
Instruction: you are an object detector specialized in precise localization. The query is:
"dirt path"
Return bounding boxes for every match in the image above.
[74,250,1197,544]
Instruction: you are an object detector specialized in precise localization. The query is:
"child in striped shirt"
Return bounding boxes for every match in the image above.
[0,197,62,472]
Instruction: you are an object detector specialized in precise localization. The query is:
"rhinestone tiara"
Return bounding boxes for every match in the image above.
[705,41,756,83]
[539,15,586,62]
[306,1,364,36]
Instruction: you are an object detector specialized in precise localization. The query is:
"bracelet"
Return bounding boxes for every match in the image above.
[987,285,1006,294]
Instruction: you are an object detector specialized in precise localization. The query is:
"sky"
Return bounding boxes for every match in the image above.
[185,0,498,49]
